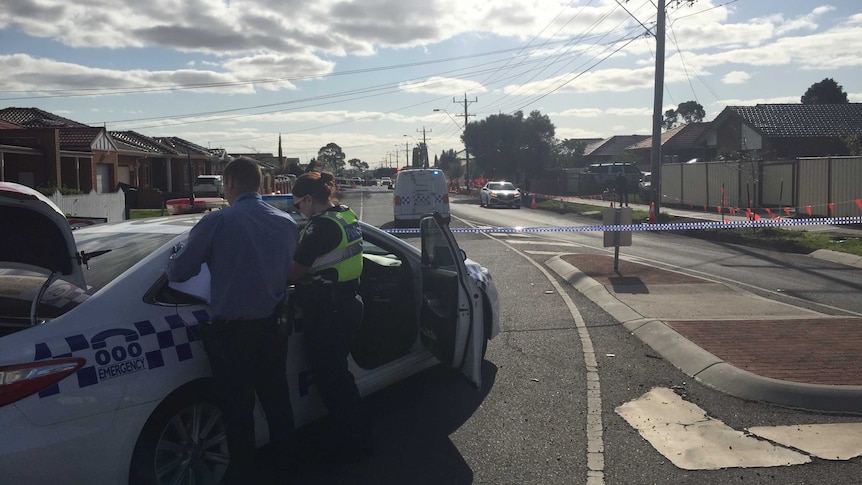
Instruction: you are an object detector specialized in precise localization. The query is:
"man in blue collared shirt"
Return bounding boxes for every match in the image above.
[167,156,298,483]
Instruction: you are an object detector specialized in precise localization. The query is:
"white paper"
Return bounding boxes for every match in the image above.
[168,263,211,303]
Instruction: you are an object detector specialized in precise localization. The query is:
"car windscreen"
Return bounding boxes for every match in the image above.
[73,231,175,293]
[489,183,515,190]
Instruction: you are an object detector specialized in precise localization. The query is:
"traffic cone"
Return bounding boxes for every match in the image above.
[530,195,537,209]
[648,202,656,224]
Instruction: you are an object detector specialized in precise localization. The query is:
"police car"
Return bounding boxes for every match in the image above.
[0,182,499,484]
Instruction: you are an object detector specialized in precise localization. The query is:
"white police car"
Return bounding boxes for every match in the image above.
[0,182,499,484]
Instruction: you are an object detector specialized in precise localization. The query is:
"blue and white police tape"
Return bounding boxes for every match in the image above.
[384,216,862,235]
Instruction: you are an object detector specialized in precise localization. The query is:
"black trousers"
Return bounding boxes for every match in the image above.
[303,292,371,453]
[200,316,295,480]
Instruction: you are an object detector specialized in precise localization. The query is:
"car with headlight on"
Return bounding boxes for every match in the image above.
[479,181,522,208]
[0,182,499,485]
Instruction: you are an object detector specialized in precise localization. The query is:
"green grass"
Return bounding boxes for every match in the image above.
[129,209,166,219]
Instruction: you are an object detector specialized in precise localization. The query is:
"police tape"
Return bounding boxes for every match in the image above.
[384,216,862,235]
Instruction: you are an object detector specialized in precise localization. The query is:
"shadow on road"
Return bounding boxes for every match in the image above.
[270,361,498,484]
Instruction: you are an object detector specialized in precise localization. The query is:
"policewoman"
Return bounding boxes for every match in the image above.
[290,171,373,460]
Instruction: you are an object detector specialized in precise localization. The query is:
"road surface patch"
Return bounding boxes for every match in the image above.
[748,423,862,460]
[615,387,810,470]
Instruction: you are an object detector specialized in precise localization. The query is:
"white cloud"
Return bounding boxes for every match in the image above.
[399,76,487,96]
[722,71,751,85]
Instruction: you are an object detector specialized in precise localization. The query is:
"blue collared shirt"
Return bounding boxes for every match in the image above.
[166,192,299,320]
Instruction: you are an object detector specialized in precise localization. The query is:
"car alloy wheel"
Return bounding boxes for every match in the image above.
[130,386,229,485]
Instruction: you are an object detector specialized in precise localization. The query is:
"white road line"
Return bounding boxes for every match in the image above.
[453,214,606,485]
[616,387,810,470]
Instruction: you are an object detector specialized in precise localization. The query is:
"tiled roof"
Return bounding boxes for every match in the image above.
[0,107,89,128]
[58,127,105,152]
[153,136,213,157]
[110,131,178,154]
[728,103,862,137]
[584,135,650,156]
[628,122,710,149]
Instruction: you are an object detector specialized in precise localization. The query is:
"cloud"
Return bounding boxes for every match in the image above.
[722,71,751,85]
[399,76,487,96]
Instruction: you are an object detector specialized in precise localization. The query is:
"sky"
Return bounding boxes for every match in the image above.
[1,0,861,169]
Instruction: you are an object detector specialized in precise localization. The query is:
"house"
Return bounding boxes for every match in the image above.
[0,107,223,205]
[583,135,650,165]
[702,103,862,159]
[626,122,711,164]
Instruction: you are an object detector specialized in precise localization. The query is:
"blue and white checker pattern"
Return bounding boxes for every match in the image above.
[33,309,211,398]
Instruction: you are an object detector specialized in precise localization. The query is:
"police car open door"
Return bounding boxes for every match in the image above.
[418,213,483,388]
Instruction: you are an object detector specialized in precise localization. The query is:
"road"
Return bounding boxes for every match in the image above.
[290,187,862,484]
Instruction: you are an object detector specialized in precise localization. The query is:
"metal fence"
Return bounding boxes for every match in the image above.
[658,157,862,218]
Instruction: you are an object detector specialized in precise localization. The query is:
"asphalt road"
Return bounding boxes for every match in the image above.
[288,188,862,485]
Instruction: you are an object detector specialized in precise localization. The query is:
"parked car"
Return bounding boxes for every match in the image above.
[638,172,652,203]
[0,182,498,485]
[380,177,392,188]
[583,163,642,191]
[192,175,224,198]
[479,181,522,209]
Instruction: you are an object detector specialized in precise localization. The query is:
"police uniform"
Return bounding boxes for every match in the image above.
[293,205,372,458]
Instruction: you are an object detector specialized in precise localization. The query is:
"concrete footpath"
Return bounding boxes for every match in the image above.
[547,253,862,414]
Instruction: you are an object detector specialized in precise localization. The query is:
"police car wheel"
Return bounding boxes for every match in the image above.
[129,385,228,485]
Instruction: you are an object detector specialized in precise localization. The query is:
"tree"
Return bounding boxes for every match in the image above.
[348,158,369,171]
[462,110,555,182]
[437,149,462,180]
[663,100,705,130]
[844,135,862,156]
[801,78,848,104]
[316,143,346,173]
[551,138,592,168]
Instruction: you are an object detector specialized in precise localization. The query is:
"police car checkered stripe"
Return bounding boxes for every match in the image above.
[34,309,210,398]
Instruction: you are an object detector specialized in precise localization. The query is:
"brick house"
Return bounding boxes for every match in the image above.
[701,103,862,159]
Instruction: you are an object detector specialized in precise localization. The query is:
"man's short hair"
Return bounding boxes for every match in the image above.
[224,156,261,193]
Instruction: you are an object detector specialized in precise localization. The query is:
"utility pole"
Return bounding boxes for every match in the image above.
[650,0,666,219]
[417,127,431,168]
[455,94,477,188]
[402,140,410,167]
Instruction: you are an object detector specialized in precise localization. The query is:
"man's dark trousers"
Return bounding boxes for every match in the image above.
[201,316,295,481]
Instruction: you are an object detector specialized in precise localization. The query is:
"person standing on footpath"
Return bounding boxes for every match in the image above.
[615,170,629,207]
[290,171,373,462]
[166,156,299,483]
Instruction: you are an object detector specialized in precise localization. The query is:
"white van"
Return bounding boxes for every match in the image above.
[393,168,450,226]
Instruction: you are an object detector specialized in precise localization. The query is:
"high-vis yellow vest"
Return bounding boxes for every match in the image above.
[301,208,363,283]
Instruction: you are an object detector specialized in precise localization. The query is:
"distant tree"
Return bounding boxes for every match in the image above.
[437,149,461,180]
[677,101,706,123]
[305,158,318,172]
[663,100,705,130]
[844,135,862,156]
[551,138,592,168]
[463,110,555,182]
[801,78,848,104]
[348,158,369,171]
[316,143,346,173]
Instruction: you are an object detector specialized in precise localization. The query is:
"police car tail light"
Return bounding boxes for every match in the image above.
[394,195,402,206]
[443,194,449,203]
[0,357,85,407]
